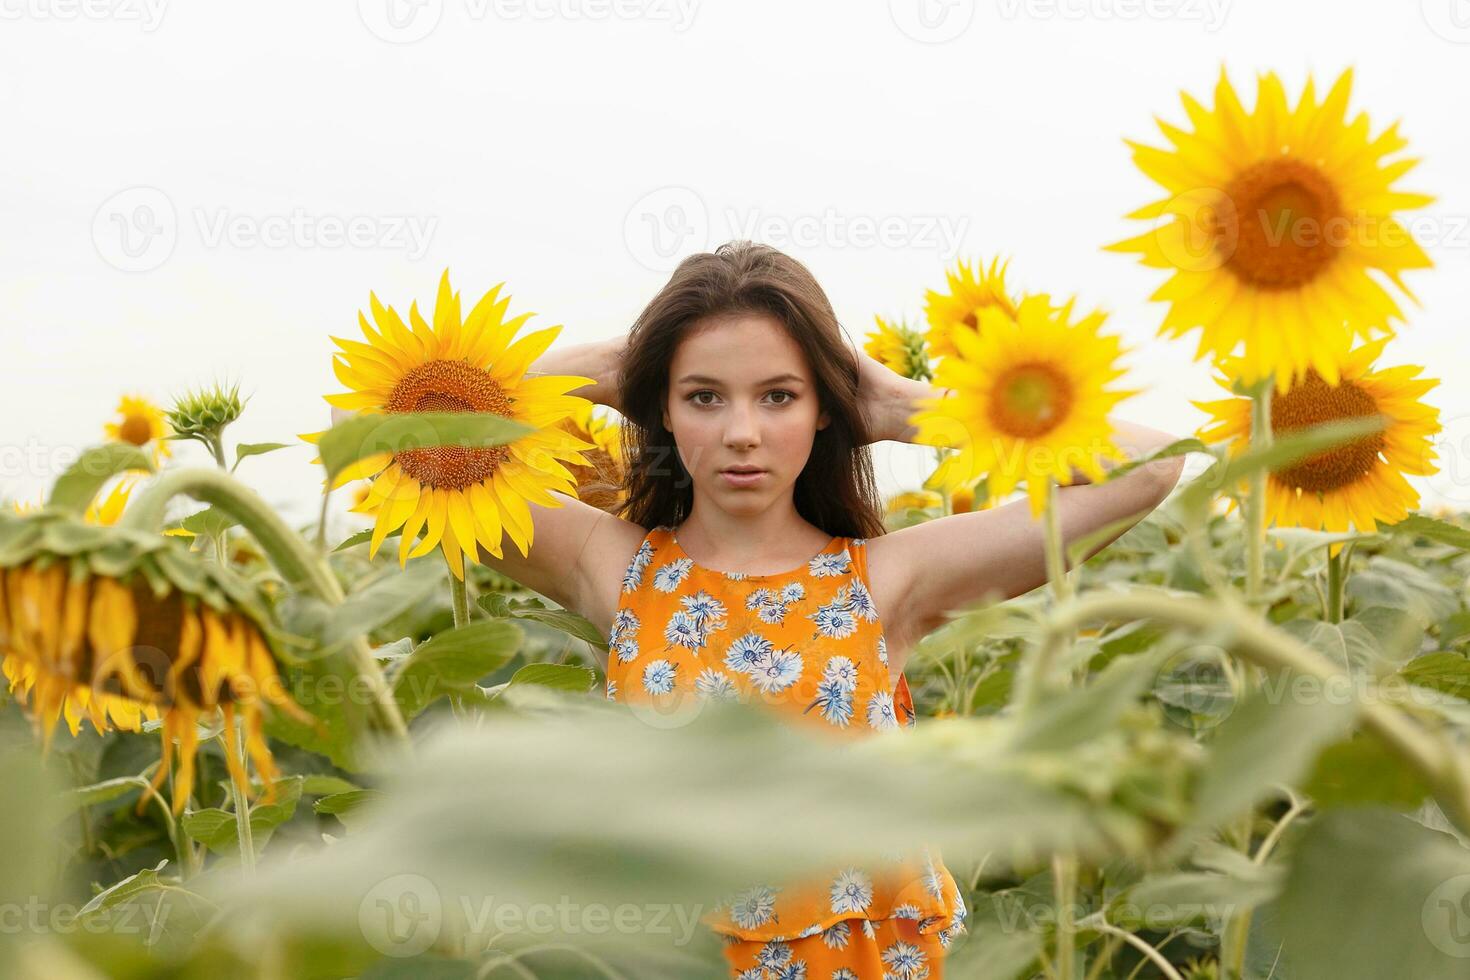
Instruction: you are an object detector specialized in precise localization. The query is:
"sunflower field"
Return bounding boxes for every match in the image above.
[5,66,1470,980]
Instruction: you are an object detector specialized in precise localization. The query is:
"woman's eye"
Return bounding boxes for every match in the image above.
[768,390,795,405]
[691,391,716,406]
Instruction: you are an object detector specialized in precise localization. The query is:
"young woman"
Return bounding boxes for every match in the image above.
[476,241,1186,978]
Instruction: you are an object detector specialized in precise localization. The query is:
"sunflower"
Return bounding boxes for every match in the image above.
[551,403,626,515]
[923,257,1018,362]
[910,293,1137,517]
[104,395,173,464]
[0,508,316,816]
[1107,67,1434,393]
[4,480,164,739]
[1194,336,1440,553]
[864,315,932,381]
[306,270,598,580]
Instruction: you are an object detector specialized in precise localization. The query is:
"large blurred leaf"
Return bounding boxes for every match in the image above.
[181,775,305,857]
[1276,808,1470,979]
[320,562,445,653]
[317,412,532,483]
[46,443,155,513]
[1303,733,1431,809]
[1383,514,1470,551]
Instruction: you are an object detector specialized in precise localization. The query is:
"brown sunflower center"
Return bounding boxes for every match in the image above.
[988,362,1074,439]
[1216,158,1345,290]
[385,359,513,490]
[117,414,154,447]
[1271,371,1385,493]
[961,311,979,330]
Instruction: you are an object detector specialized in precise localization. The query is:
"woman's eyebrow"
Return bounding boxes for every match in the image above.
[676,373,806,386]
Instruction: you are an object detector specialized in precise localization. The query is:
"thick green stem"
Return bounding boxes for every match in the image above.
[1244,380,1273,608]
[1326,550,1345,624]
[226,717,256,874]
[1038,589,1470,836]
[121,467,409,743]
[1044,480,1074,605]
[450,572,470,629]
[1054,853,1077,980]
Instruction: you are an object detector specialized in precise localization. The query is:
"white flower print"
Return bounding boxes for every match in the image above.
[756,940,792,970]
[750,648,804,694]
[807,678,853,727]
[822,921,852,950]
[881,939,928,978]
[663,611,701,650]
[748,582,803,626]
[604,679,617,701]
[808,550,851,578]
[779,581,805,603]
[652,558,693,593]
[613,637,639,663]
[681,590,727,633]
[734,970,762,980]
[892,903,921,920]
[923,854,945,901]
[729,885,780,930]
[695,667,740,702]
[846,579,879,622]
[725,571,749,581]
[823,656,858,692]
[861,919,876,939]
[771,962,807,980]
[745,588,775,610]
[724,632,774,674]
[877,634,889,667]
[621,540,654,593]
[810,598,857,640]
[831,970,859,980]
[867,691,899,731]
[641,659,676,695]
[610,608,640,643]
[756,602,790,626]
[795,922,825,940]
[829,868,874,915]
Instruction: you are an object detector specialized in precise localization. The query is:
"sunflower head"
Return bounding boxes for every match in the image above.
[910,293,1138,516]
[308,270,597,580]
[0,508,316,816]
[864,315,932,381]
[923,257,1019,362]
[1107,67,1434,393]
[167,381,245,446]
[552,403,626,515]
[1193,336,1441,554]
[105,395,173,464]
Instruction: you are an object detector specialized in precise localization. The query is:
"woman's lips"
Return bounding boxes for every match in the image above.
[720,469,766,487]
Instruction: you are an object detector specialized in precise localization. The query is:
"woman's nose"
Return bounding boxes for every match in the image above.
[723,402,760,448]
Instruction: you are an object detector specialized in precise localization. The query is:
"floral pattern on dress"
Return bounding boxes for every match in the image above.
[603,525,967,963]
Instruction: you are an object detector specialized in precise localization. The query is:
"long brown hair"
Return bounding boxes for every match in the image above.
[614,241,885,539]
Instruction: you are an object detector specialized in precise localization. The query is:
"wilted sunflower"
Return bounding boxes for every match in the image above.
[305,270,597,580]
[104,395,173,464]
[551,403,626,514]
[911,293,1137,517]
[864,315,932,381]
[923,257,1018,362]
[4,479,162,739]
[1107,67,1433,392]
[0,507,316,816]
[1194,336,1440,550]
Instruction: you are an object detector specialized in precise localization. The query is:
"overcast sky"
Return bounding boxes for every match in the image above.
[3,0,1468,530]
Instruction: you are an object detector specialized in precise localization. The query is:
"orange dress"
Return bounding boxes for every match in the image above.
[604,525,969,977]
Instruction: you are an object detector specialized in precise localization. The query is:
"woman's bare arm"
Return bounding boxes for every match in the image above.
[524,336,628,412]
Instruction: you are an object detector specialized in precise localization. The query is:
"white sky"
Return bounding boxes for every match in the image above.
[3,0,1469,530]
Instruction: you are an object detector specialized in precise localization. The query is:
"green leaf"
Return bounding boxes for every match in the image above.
[487,663,598,697]
[944,921,1041,979]
[233,441,293,472]
[479,594,608,651]
[333,526,401,552]
[1276,808,1470,979]
[300,775,361,798]
[1347,557,1459,624]
[392,621,523,719]
[1183,674,1357,838]
[181,775,305,856]
[1011,647,1167,753]
[1382,513,1470,551]
[47,443,155,513]
[1401,652,1470,700]
[319,561,445,652]
[1180,416,1386,519]
[317,411,533,483]
[1103,437,1206,481]
[312,789,384,832]
[60,775,152,816]
[76,859,175,917]
[1304,733,1431,809]
[179,506,238,537]
[1113,868,1281,929]
[1280,619,1388,674]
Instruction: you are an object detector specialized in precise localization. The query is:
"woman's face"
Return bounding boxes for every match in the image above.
[663,313,829,516]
